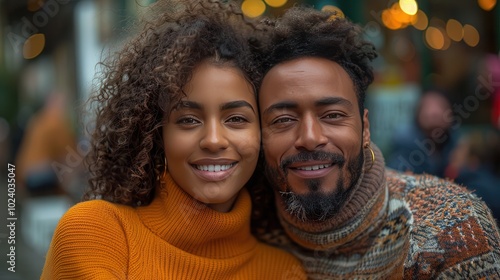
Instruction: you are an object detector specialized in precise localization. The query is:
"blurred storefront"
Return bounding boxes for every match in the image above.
[2,0,499,182]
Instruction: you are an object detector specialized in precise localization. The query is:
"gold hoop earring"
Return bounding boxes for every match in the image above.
[364,142,375,171]
[156,157,168,182]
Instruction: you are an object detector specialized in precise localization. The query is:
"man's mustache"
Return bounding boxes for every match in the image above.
[280,151,345,171]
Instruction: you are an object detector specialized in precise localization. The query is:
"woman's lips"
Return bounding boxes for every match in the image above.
[191,162,237,181]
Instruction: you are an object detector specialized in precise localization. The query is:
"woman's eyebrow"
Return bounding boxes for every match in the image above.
[220,100,255,113]
[176,101,203,110]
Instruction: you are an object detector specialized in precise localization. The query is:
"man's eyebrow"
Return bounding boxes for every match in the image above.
[262,101,298,116]
[315,97,353,108]
[220,100,256,113]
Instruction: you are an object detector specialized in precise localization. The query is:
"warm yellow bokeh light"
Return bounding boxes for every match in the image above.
[425,27,445,50]
[463,24,480,47]
[23,33,45,59]
[478,0,497,11]
[321,5,345,19]
[382,9,403,30]
[446,19,463,42]
[392,3,414,26]
[265,0,287,8]
[241,0,266,18]
[412,10,428,30]
[441,27,451,50]
[381,3,417,29]
[399,0,418,15]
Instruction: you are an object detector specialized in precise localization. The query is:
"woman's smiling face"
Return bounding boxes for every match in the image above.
[163,61,260,212]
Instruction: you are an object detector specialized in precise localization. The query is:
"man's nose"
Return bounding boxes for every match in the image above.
[294,114,328,151]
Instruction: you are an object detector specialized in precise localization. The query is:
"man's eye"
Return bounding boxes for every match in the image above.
[273,117,294,124]
[324,113,342,119]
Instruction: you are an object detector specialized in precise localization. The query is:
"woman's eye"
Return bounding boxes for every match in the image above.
[176,117,200,125]
[227,116,247,123]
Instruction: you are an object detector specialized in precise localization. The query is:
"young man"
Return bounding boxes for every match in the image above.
[253,6,500,279]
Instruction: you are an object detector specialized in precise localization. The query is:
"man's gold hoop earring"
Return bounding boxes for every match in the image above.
[364,143,375,171]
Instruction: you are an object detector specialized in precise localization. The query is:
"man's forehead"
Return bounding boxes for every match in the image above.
[260,57,355,94]
[261,57,352,88]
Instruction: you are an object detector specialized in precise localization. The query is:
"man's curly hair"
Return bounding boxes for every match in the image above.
[257,6,378,113]
[84,0,264,206]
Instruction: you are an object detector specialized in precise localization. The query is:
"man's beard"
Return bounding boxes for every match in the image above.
[264,147,364,222]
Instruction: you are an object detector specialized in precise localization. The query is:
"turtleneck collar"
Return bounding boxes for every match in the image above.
[137,173,257,258]
[276,144,388,250]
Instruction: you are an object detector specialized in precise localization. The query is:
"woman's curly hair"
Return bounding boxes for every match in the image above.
[83,0,265,206]
[257,6,378,113]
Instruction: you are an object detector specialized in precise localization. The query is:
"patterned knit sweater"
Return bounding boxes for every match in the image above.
[41,174,306,279]
[254,145,500,279]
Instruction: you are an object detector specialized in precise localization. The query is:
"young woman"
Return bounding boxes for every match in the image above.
[41,1,305,279]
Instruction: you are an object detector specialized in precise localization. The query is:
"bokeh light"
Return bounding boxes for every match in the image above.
[441,27,451,50]
[321,5,345,19]
[382,3,418,30]
[265,0,287,8]
[412,10,428,30]
[241,0,266,18]
[478,0,497,11]
[23,33,45,59]
[463,24,480,47]
[382,9,402,30]
[425,26,445,50]
[446,19,463,42]
[399,0,418,15]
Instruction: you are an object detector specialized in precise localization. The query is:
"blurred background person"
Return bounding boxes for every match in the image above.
[14,91,76,197]
[387,88,458,177]
[446,128,500,221]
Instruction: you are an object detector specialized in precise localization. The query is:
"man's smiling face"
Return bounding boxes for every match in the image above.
[259,57,371,221]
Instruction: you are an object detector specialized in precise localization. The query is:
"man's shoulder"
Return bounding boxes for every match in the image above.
[386,168,471,199]
[385,168,493,225]
[385,169,500,278]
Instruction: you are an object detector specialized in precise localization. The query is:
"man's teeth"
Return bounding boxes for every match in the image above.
[195,164,234,172]
[296,164,332,171]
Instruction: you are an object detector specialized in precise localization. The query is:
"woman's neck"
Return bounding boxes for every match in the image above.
[207,194,238,212]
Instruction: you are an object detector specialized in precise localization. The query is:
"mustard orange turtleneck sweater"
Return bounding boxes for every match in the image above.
[41,174,305,279]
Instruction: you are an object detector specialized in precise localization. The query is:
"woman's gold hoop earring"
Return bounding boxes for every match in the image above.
[156,157,168,182]
[364,142,375,171]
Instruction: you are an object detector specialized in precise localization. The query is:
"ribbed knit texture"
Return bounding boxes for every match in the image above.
[256,144,500,279]
[41,174,306,279]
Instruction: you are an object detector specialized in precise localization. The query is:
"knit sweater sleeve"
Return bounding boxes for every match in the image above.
[393,173,500,279]
[41,200,128,279]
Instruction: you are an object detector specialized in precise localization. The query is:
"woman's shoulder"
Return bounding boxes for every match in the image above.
[56,199,137,233]
[42,201,131,279]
